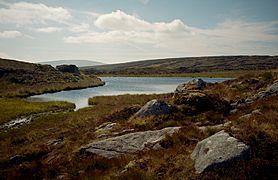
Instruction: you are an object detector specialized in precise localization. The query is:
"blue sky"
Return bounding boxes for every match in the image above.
[0,0,277,63]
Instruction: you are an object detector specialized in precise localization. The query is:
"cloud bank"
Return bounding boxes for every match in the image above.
[65,10,278,55]
[0,2,277,61]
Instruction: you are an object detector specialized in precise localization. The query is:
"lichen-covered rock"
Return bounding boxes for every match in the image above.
[191,131,250,174]
[80,127,180,158]
[133,99,171,118]
[175,79,206,93]
[56,64,80,74]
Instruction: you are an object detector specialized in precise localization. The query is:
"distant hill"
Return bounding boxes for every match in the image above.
[40,60,105,67]
[81,55,278,76]
[0,58,104,97]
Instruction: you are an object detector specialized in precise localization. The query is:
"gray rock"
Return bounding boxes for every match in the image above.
[133,99,171,118]
[175,79,206,93]
[191,131,250,174]
[81,127,181,158]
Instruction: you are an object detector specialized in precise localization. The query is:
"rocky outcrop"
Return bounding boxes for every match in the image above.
[133,99,171,118]
[56,64,80,74]
[174,92,230,113]
[80,127,181,158]
[233,81,278,108]
[175,79,206,93]
[191,131,250,174]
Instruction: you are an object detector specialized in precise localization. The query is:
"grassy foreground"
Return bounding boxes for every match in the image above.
[0,72,277,179]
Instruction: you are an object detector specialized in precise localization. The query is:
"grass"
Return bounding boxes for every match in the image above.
[0,94,168,179]
[0,98,75,124]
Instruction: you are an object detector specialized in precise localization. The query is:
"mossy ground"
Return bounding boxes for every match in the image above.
[0,72,277,179]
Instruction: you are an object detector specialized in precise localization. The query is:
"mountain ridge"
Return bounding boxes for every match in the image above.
[81,55,278,75]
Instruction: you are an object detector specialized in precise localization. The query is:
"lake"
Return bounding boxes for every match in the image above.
[28,77,230,110]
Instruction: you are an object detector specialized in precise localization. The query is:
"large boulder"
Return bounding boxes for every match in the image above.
[56,64,80,74]
[191,131,250,174]
[80,127,181,158]
[133,99,171,118]
[175,79,206,93]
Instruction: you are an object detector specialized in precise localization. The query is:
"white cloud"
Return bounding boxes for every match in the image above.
[69,23,90,33]
[36,27,62,33]
[65,10,278,55]
[0,2,71,25]
[0,30,23,38]
[95,10,152,31]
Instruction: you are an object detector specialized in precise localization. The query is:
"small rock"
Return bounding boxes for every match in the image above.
[191,131,250,174]
[239,109,263,120]
[95,122,117,132]
[47,137,64,146]
[239,113,252,120]
[133,99,171,118]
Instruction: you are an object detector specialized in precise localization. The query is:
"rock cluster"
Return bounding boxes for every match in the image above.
[230,81,278,112]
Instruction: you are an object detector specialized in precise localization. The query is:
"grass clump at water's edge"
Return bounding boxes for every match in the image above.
[0,98,75,124]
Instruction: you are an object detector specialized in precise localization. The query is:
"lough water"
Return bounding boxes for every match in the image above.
[28,77,230,110]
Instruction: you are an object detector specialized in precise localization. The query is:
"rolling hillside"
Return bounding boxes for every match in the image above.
[40,60,105,67]
[82,56,278,76]
[0,58,104,97]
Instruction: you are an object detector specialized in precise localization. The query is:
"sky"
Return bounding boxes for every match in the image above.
[0,0,277,64]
